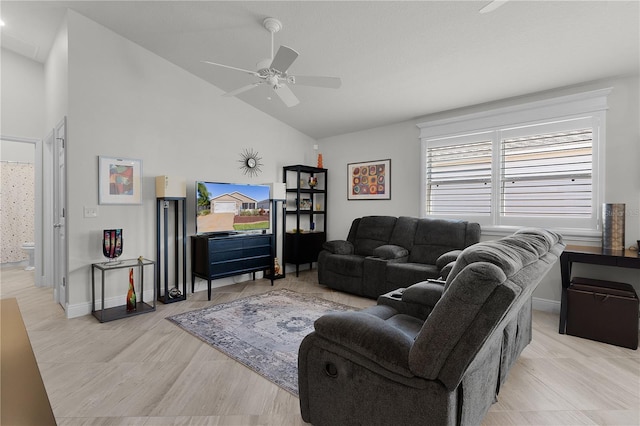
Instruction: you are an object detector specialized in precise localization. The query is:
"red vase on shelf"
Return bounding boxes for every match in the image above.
[317,153,323,168]
[126,268,137,312]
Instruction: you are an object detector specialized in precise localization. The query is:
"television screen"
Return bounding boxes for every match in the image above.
[196,182,271,235]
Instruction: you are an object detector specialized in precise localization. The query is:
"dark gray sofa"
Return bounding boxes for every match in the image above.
[318,216,481,298]
[299,228,565,425]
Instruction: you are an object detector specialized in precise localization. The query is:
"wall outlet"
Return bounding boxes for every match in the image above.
[84,206,98,218]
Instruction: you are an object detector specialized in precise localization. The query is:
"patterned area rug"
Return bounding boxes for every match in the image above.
[166,289,353,396]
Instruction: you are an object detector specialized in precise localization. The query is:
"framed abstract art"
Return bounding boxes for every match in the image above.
[347,159,391,200]
[98,156,142,205]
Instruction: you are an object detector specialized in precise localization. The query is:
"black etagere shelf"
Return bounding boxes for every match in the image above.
[283,164,327,276]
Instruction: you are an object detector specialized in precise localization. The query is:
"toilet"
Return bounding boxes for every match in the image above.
[21,242,35,271]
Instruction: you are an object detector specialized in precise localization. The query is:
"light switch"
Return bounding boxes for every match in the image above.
[84,206,98,218]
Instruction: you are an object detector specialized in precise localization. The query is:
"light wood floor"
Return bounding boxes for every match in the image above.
[1,265,638,425]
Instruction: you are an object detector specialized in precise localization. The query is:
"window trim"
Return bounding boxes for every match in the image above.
[418,88,610,240]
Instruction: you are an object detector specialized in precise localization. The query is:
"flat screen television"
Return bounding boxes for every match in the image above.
[196,181,271,235]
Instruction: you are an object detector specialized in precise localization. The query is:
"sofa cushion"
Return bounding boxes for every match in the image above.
[409,219,473,264]
[372,244,409,260]
[388,216,418,250]
[323,254,365,277]
[353,216,397,256]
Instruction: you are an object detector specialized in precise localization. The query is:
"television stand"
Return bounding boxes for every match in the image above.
[191,233,274,300]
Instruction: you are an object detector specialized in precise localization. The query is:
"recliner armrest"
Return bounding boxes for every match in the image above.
[372,244,409,260]
[402,281,445,308]
[436,250,462,270]
[322,240,354,255]
[313,311,414,377]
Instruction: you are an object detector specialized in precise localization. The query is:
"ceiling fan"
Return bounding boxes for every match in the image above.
[202,17,341,107]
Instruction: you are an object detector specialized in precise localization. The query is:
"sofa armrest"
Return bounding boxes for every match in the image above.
[402,280,445,308]
[372,244,409,260]
[436,250,462,270]
[322,240,354,255]
[313,311,414,377]
[439,261,456,280]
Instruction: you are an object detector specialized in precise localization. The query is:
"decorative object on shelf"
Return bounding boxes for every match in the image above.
[347,159,391,200]
[274,257,281,276]
[102,229,123,264]
[238,148,263,177]
[168,287,182,299]
[126,268,137,312]
[308,176,318,188]
[317,153,323,168]
[299,198,312,210]
[602,203,625,250]
[98,156,142,204]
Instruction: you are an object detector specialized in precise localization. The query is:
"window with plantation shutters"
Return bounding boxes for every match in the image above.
[419,88,609,234]
[500,128,593,219]
[426,139,492,216]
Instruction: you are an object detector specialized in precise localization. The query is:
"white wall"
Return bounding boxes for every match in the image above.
[1,48,45,139]
[319,74,640,307]
[45,15,69,132]
[63,11,316,316]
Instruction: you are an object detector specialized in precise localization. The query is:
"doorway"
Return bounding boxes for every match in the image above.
[1,119,67,314]
[0,136,41,284]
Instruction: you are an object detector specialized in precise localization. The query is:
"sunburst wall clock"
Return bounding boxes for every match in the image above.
[238,148,263,178]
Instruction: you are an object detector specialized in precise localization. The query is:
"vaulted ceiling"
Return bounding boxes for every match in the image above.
[2,1,638,139]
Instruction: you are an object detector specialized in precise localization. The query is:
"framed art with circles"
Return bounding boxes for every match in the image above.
[347,159,390,200]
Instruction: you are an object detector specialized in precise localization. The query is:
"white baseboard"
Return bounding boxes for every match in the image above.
[532,297,561,314]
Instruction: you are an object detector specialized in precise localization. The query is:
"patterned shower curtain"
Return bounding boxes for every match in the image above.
[0,162,35,263]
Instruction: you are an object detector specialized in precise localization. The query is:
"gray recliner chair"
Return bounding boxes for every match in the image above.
[298,228,565,426]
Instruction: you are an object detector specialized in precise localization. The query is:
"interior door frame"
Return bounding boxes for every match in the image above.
[53,117,68,309]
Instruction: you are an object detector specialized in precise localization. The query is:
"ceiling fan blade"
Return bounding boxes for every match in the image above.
[270,45,299,73]
[223,82,262,97]
[273,84,299,107]
[291,75,342,89]
[201,60,258,76]
[479,0,509,14]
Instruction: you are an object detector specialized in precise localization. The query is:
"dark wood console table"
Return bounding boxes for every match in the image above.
[191,233,274,300]
[559,245,640,334]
